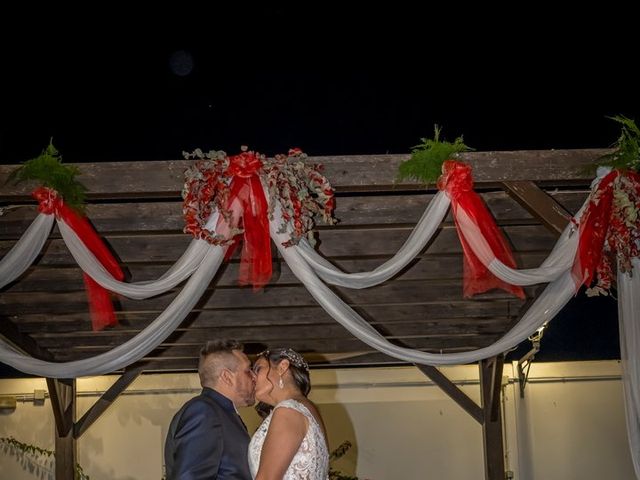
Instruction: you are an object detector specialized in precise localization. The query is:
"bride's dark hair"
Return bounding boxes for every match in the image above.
[257,348,311,396]
[255,401,273,419]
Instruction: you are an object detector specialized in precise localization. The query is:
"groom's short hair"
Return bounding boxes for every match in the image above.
[198,339,244,386]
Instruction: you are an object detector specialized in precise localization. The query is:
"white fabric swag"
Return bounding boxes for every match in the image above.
[0,168,618,373]
[0,169,637,477]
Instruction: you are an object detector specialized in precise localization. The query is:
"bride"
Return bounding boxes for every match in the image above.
[248,348,329,480]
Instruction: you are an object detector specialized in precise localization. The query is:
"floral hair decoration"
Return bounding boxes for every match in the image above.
[258,348,310,372]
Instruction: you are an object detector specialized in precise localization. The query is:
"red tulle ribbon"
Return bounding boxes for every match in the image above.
[438,161,525,299]
[571,170,619,289]
[222,151,272,290]
[33,187,124,330]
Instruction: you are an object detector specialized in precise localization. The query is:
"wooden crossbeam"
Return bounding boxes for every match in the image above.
[74,367,143,439]
[415,364,483,424]
[502,180,571,237]
[0,149,607,200]
[0,315,56,360]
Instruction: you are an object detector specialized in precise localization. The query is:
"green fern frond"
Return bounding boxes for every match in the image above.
[8,140,87,211]
[398,126,472,184]
[598,115,640,171]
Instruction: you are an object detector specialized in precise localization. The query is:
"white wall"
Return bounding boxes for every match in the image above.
[0,361,634,480]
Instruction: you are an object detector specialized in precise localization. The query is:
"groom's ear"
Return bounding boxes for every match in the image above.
[219,368,234,387]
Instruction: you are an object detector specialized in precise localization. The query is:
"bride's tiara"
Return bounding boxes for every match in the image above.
[259,348,309,372]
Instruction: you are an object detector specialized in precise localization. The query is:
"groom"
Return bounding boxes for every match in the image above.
[164,340,256,479]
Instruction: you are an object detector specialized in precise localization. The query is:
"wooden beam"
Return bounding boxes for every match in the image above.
[0,315,56,360]
[0,190,592,240]
[74,367,143,439]
[479,357,505,480]
[502,180,571,237]
[415,364,483,424]
[0,149,607,199]
[0,224,558,266]
[46,378,76,480]
[32,319,513,346]
[12,300,520,332]
[47,335,506,362]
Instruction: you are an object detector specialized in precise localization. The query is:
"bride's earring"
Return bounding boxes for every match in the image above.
[278,374,284,389]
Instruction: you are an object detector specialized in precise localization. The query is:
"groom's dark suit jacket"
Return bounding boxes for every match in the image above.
[164,387,252,480]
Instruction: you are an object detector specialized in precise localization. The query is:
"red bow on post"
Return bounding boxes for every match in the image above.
[33,187,124,331]
[438,160,525,299]
[223,151,272,290]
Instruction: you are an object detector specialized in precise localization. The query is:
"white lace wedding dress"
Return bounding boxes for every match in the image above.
[248,399,329,479]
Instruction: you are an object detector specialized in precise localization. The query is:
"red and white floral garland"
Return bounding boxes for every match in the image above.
[181,147,336,288]
[573,169,640,296]
[182,147,336,244]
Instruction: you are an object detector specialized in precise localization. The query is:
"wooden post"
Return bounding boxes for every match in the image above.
[47,378,76,480]
[479,356,505,480]
[54,430,76,480]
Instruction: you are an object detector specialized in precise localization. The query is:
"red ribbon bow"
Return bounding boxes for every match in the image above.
[33,187,124,331]
[222,152,272,290]
[438,161,525,299]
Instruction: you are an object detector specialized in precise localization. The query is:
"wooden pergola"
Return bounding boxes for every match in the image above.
[0,149,605,479]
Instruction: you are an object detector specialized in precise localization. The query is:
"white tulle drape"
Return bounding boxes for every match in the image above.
[0,213,54,289]
[618,256,640,477]
[0,169,637,477]
[58,212,219,299]
[0,245,225,377]
[296,191,451,288]
[0,171,624,371]
[274,205,578,365]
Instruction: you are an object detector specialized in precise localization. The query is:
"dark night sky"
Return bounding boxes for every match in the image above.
[2,8,640,163]
[0,9,635,373]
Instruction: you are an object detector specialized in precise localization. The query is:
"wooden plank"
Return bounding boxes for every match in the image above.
[0,279,533,315]
[2,251,552,293]
[0,315,56,360]
[74,367,142,439]
[502,181,571,236]
[124,352,428,372]
[47,335,504,361]
[0,150,606,199]
[12,300,519,332]
[479,357,505,480]
[10,249,546,294]
[416,364,483,424]
[31,318,514,348]
[0,224,558,265]
[0,190,590,240]
[45,316,514,337]
[128,352,419,371]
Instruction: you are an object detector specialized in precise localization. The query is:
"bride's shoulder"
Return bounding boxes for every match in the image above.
[275,398,316,418]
